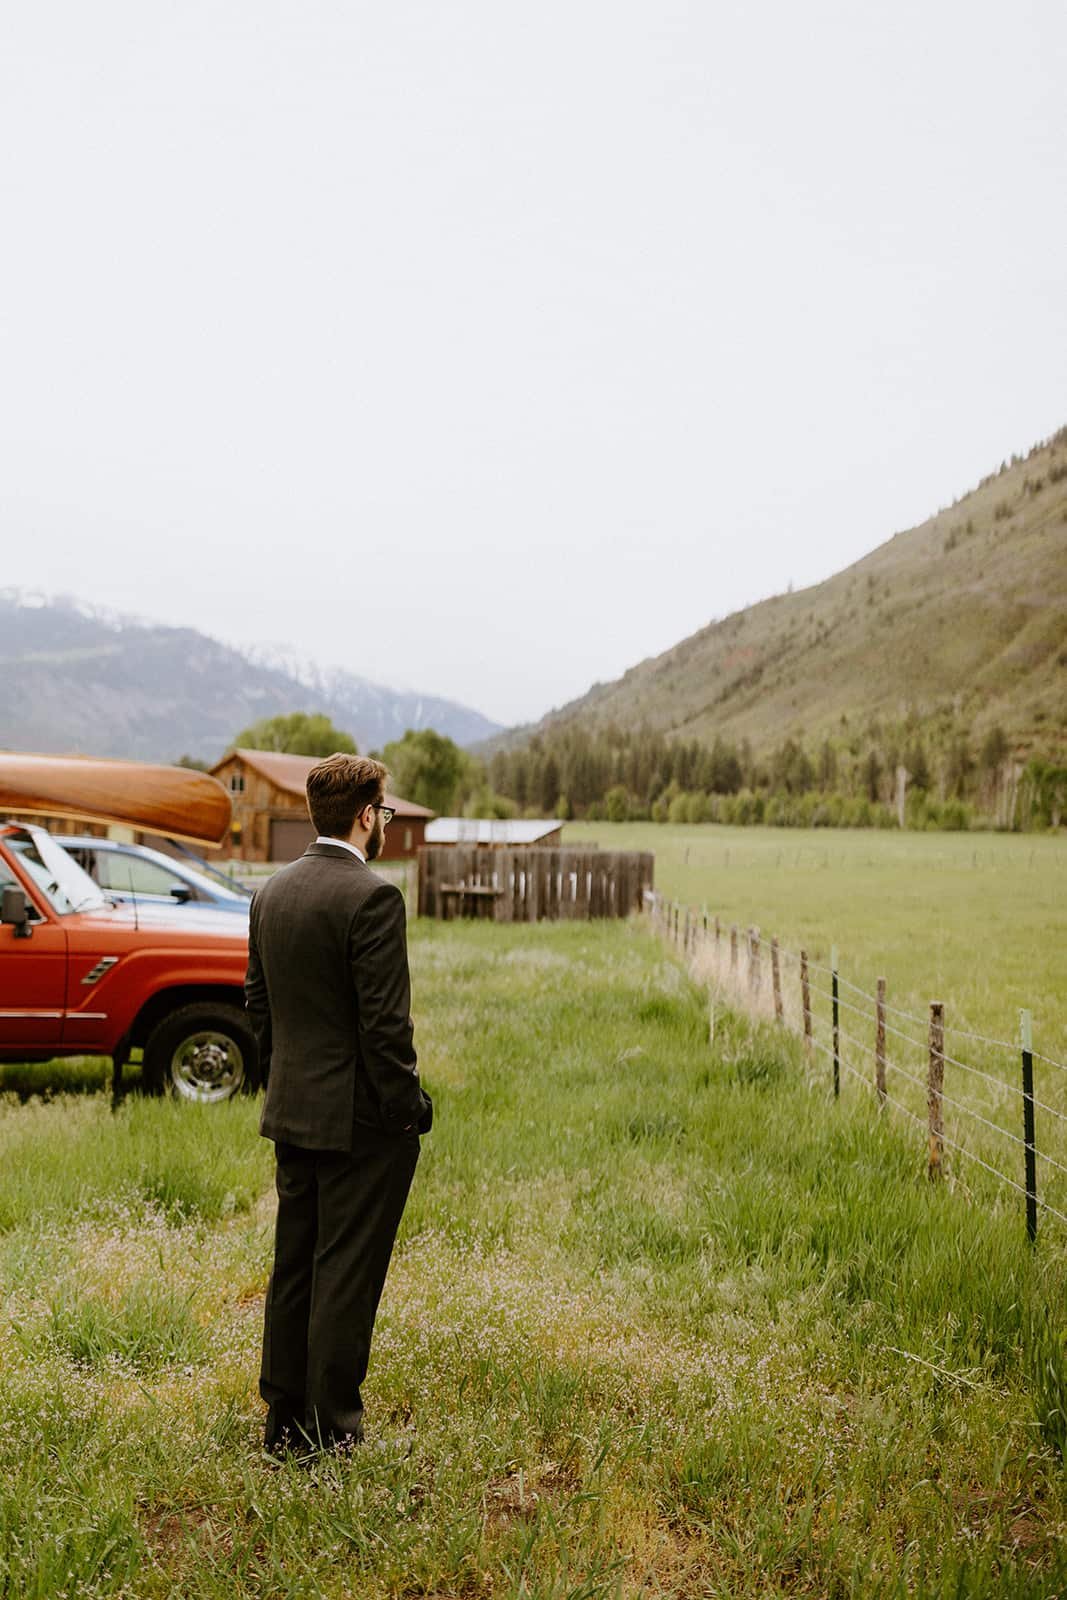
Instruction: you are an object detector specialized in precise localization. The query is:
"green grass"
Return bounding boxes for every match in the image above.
[1,919,1065,1597]
[565,823,1067,1057]
[567,823,1067,1226]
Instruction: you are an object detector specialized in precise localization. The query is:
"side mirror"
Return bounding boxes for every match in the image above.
[1,886,32,938]
[169,885,193,904]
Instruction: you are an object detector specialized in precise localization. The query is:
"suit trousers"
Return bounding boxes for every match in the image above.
[260,1127,420,1451]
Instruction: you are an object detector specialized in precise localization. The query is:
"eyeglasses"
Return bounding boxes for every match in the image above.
[371,804,395,825]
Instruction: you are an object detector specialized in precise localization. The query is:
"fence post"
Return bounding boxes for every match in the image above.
[771,937,783,1024]
[876,977,887,1106]
[928,1002,945,1181]
[1020,1008,1038,1244]
[800,949,812,1059]
[831,946,840,1098]
[749,927,761,1000]
[714,915,721,948]
[684,906,691,953]
[730,924,738,973]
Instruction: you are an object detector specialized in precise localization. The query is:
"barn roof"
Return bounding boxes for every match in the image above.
[425,817,562,845]
[216,749,436,819]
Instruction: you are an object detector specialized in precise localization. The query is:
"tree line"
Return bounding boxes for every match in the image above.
[200,711,1065,833]
[484,720,1064,831]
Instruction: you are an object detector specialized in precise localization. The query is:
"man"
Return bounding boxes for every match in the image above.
[245,752,432,1457]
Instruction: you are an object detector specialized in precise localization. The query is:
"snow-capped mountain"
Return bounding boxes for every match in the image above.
[0,591,501,761]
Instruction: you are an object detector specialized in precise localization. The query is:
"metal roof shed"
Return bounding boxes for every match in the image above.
[424,818,563,847]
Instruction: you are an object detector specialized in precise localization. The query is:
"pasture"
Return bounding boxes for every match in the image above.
[565,824,1067,1058]
[1,919,1065,1598]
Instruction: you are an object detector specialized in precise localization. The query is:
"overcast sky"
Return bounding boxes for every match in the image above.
[2,3,1065,727]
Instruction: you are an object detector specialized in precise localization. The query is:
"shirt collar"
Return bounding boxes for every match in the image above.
[315,835,366,863]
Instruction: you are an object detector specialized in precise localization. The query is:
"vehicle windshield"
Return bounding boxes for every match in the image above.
[168,846,252,898]
[7,829,109,915]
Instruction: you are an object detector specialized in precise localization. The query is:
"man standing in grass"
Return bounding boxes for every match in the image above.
[245,753,432,1457]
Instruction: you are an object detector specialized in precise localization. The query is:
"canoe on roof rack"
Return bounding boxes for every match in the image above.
[0,753,232,845]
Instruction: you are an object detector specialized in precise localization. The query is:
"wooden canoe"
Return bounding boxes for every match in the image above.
[0,753,233,845]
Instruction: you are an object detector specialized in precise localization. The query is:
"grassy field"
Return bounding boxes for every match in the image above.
[565,824,1067,1057]
[566,825,1067,1229]
[2,919,1066,1598]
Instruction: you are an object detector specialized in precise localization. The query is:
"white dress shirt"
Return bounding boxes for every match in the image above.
[315,835,366,863]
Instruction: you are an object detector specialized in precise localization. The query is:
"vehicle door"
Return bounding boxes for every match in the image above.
[0,847,68,1049]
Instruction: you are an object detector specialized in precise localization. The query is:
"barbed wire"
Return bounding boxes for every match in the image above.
[778,981,1067,1138]
[1032,1047,1067,1078]
[835,971,885,1005]
[832,1025,1010,1136]
[935,1128,1067,1228]
[811,1035,1067,1227]
[810,1036,926,1128]
[937,1045,1067,1125]
[880,1016,935,1055]
[652,907,1067,1219]
[793,980,1067,1114]
[1027,1092,1067,1128]
[1034,1146,1067,1182]
[680,904,1067,1079]
[920,1048,1024,1099]
[943,1022,1019,1053]
[806,982,930,1048]
[807,984,936,1061]
[811,1015,1067,1206]
[799,1011,1067,1152]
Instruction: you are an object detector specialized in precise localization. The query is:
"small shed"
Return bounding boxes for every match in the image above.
[425,817,564,848]
[209,749,434,863]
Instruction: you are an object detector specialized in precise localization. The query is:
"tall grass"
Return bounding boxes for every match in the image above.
[0,1095,270,1230]
[0,920,1064,1597]
[565,823,1067,1057]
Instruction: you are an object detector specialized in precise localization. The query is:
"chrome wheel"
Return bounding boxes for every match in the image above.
[169,1030,245,1103]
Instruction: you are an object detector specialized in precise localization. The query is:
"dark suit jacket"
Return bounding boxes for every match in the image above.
[245,842,431,1151]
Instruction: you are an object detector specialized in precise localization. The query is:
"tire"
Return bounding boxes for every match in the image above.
[142,1003,259,1103]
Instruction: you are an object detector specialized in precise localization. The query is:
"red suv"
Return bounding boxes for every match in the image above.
[0,821,257,1101]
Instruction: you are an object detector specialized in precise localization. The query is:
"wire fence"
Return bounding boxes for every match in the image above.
[643,891,1067,1243]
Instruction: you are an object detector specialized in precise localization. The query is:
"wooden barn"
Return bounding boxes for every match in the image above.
[209,748,434,863]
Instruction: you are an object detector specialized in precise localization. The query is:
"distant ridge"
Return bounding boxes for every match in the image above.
[0,591,501,761]
[501,428,1067,758]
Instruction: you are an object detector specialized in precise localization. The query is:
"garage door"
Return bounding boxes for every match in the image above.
[269,818,316,862]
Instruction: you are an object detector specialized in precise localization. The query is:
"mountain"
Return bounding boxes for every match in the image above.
[0,592,501,761]
[505,428,1067,758]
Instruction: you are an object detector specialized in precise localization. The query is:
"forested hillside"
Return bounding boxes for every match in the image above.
[486,430,1067,828]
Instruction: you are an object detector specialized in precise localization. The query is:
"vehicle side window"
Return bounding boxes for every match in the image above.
[0,856,42,914]
[5,843,65,914]
[95,854,189,896]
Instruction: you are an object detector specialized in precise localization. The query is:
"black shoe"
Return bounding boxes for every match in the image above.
[264,1422,316,1462]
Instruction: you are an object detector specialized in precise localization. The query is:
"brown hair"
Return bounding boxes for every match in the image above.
[306,753,388,839]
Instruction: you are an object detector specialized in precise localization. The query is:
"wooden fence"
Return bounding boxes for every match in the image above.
[417,847,654,922]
